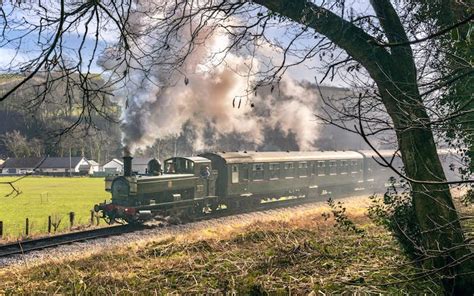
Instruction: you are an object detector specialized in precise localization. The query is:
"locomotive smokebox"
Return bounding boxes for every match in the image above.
[123,148,133,177]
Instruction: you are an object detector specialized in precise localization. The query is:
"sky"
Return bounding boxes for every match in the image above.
[0,1,375,87]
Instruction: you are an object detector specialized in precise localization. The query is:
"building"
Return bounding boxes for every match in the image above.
[102,159,123,174]
[38,157,91,174]
[1,157,44,175]
[132,157,153,174]
[87,160,101,174]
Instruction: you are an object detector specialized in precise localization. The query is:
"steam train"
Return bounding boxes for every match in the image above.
[94,150,402,224]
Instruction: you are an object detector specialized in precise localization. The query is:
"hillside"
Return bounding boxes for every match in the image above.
[0,73,122,160]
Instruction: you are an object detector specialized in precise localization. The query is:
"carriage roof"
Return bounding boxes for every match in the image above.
[202,151,364,164]
[165,156,211,164]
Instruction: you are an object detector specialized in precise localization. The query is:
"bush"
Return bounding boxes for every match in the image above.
[368,179,422,261]
[461,188,473,206]
[324,198,365,235]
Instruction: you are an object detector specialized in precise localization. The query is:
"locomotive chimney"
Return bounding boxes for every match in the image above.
[123,147,133,177]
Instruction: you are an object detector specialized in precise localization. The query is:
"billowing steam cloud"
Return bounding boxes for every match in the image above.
[99,2,321,153]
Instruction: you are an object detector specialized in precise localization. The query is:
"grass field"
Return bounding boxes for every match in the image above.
[0,198,444,294]
[0,176,110,239]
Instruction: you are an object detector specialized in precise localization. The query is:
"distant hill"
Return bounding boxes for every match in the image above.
[0,73,121,161]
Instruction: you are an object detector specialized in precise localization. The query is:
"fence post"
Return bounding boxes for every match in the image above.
[90,210,94,225]
[0,221,3,238]
[25,218,29,236]
[48,216,52,233]
[69,212,75,229]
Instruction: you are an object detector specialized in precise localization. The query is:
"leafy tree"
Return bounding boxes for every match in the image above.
[412,0,473,174]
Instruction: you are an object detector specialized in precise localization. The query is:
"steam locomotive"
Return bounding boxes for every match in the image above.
[94,150,402,224]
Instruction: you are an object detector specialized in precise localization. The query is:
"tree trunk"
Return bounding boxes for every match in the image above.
[380,85,474,294]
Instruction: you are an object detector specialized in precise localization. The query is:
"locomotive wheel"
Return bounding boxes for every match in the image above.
[166,215,182,225]
[240,198,257,209]
[193,202,205,216]
[185,207,197,220]
[104,214,116,225]
[209,201,219,212]
[252,198,261,207]
[225,200,238,211]
[126,219,141,226]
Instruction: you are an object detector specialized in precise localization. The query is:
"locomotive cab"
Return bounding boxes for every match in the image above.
[164,157,195,174]
[164,156,216,196]
[164,156,215,177]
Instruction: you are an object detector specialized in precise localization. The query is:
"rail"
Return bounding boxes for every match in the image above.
[0,224,147,257]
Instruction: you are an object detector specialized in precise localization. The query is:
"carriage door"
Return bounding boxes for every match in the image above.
[231,165,239,184]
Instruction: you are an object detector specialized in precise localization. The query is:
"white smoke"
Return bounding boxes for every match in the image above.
[99,1,321,153]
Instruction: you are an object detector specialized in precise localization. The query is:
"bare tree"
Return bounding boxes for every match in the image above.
[1,130,31,157]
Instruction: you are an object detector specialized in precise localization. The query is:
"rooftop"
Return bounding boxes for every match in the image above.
[39,157,85,169]
[2,157,45,169]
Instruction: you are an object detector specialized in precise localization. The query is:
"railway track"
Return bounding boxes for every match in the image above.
[0,224,148,258]
[0,192,364,258]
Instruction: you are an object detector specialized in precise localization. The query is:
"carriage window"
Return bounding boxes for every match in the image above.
[340,160,348,174]
[317,161,325,176]
[351,161,359,173]
[329,161,337,175]
[252,163,264,180]
[231,165,239,183]
[368,161,374,172]
[240,164,249,180]
[269,163,280,179]
[298,162,308,177]
[284,162,295,178]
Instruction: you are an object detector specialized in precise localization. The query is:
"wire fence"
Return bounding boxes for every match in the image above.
[0,211,104,241]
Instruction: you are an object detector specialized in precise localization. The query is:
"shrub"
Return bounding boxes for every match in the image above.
[324,198,365,235]
[368,179,422,260]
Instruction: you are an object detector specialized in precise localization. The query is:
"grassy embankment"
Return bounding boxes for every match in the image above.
[0,177,109,239]
[0,197,446,294]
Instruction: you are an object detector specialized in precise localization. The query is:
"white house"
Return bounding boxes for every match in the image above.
[38,157,91,174]
[132,157,153,174]
[103,159,123,174]
[87,160,101,174]
[1,157,43,174]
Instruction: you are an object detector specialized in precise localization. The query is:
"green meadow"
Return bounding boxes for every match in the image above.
[0,177,110,239]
